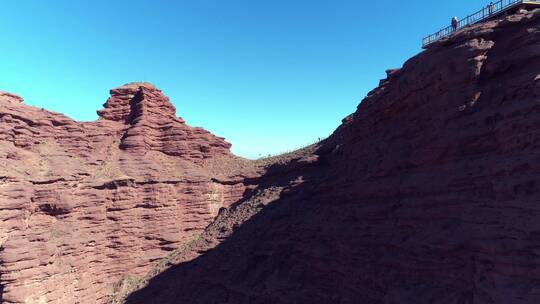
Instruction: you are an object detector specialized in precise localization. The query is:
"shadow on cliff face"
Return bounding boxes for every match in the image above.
[123,135,486,304]
[123,144,339,304]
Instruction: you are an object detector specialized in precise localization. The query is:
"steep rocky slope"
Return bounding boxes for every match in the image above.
[120,8,540,304]
[0,83,259,303]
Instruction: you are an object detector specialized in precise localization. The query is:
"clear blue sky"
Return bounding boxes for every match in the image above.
[1,0,486,159]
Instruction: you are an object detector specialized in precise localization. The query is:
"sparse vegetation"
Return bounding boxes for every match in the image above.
[256,135,328,162]
[109,233,203,304]
[94,139,125,180]
[49,227,67,239]
[110,182,287,303]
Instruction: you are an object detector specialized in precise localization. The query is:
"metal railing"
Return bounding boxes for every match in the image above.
[422,0,536,48]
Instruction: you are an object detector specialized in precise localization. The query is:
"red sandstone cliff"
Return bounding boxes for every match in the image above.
[0,83,256,303]
[3,7,540,304]
[119,8,540,304]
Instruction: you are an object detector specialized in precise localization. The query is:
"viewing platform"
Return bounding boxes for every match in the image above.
[422,0,540,48]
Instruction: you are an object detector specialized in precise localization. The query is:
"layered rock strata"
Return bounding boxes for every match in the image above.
[0,83,252,303]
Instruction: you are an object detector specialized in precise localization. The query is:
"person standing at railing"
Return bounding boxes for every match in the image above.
[488,2,495,16]
[451,17,458,31]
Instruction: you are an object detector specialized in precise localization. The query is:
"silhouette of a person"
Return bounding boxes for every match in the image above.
[488,2,494,16]
[451,17,459,31]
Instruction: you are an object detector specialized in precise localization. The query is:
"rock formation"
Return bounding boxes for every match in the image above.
[3,7,540,304]
[97,83,231,160]
[0,83,254,303]
[120,8,540,304]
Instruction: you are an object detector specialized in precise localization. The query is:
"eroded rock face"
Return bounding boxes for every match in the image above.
[98,82,231,161]
[0,83,254,303]
[121,9,540,304]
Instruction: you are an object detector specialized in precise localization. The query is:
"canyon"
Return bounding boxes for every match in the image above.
[2,7,540,304]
